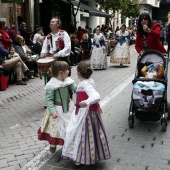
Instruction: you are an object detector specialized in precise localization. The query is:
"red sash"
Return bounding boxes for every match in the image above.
[75,91,102,115]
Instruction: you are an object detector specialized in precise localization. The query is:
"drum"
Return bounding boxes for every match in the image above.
[37,57,55,73]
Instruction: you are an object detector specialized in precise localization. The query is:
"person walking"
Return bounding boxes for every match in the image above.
[38,60,77,153]
[135,13,167,55]
[62,60,111,165]
[110,24,130,67]
[40,17,72,76]
[90,27,107,69]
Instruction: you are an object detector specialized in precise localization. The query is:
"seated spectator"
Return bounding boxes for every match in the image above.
[81,30,89,41]
[141,62,164,79]
[70,34,82,64]
[8,46,20,59]
[22,38,32,55]
[13,35,39,78]
[8,24,20,39]
[30,36,44,55]
[107,27,113,38]
[19,22,32,46]
[0,37,29,85]
[0,21,12,50]
[77,26,84,42]
[33,27,44,44]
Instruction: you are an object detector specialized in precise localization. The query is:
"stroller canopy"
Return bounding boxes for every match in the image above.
[138,50,166,66]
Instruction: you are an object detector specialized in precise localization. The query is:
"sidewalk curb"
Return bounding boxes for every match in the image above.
[21,145,62,170]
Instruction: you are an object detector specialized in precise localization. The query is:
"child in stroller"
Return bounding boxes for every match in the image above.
[128,50,168,131]
[141,62,164,79]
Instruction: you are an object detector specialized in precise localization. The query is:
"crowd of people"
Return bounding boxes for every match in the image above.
[0,12,169,166]
[0,17,135,90]
[0,20,44,87]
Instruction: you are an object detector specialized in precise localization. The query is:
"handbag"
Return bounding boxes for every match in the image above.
[0,73,8,91]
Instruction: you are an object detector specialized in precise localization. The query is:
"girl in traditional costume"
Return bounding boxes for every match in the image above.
[38,60,77,153]
[110,24,130,67]
[90,28,107,69]
[62,60,111,165]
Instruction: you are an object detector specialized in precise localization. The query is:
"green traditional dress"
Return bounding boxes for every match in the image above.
[38,77,77,145]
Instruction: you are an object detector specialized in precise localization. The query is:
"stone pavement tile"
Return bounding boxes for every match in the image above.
[3,153,16,162]
[13,149,24,156]
[0,159,8,168]
[40,165,53,170]
[21,148,40,155]
[0,164,21,170]
[8,158,27,167]
[158,164,170,170]
[16,153,34,161]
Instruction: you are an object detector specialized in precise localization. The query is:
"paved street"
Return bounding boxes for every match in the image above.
[1,45,170,170]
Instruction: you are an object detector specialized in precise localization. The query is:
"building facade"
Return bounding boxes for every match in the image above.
[0,0,112,33]
[0,0,34,30]
[152,0,170,24]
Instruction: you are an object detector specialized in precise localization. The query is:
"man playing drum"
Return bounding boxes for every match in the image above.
[40,17,71,77]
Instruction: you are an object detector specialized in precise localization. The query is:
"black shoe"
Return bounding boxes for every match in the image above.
[24,70,31,76]
[16,80,27,85]
[22,78,29,82]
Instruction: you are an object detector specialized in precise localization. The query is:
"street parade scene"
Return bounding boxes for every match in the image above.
[1,0,170,170]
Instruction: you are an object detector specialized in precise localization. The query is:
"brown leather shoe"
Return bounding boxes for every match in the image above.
[49,146,56,153]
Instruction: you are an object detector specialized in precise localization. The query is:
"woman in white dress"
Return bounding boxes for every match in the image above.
[110,24,130,67]
[90,28,107,69]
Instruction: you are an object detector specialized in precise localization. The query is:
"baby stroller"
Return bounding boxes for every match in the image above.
[128,50,169,131]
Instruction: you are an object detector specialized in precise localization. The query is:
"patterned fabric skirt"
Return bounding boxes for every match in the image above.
[90,47,107,69]
[110,42,130,65]
[38,108,64,145]
[38,101,75,146]
[62,110,111,165]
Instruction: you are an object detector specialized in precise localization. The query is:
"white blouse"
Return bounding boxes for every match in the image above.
[76,78,100,106]
[41,30,71,57]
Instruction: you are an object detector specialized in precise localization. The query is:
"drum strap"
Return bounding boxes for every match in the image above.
[51,36,53,49]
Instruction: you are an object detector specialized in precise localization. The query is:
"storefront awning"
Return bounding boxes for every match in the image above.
[62,0,111,18]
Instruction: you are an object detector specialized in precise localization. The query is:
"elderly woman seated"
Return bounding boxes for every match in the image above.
[13,35,39,78]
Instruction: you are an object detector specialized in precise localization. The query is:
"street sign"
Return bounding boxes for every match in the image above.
[1,0,25,3]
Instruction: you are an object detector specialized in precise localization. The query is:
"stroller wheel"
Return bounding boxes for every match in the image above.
[161,119,167,132]
[128,116,134,128]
